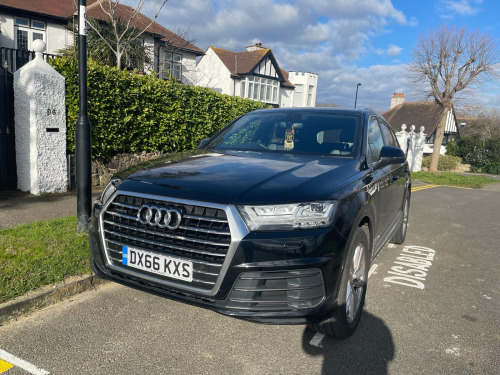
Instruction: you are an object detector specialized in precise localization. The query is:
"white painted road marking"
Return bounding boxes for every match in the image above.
[0,348,49,375]
[309,263,379,347]
[384,246,436,289]
[368,264,379,278]
[309,333,325,347]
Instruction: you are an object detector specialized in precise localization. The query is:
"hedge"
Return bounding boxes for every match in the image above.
[50,57,269,158]
[422,155,461,171]
[447,136,500,175]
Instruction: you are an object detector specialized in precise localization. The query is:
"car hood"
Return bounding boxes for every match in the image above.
[118,150,361,204]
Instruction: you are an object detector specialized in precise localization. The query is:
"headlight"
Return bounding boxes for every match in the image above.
[100,177,122,205]
[237,201,336,231]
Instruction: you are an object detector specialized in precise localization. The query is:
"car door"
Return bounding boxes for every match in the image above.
[378,118,407,218]
[366,116,395,243]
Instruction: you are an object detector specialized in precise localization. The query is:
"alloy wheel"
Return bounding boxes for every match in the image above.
[345,243,366,323]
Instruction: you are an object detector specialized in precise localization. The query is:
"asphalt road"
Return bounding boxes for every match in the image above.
[0,183,499,375]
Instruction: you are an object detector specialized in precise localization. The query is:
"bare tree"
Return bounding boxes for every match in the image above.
[408,24,499,172]
[87,0,168,69]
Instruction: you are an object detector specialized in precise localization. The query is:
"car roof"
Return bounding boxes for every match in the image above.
[253,107,379,118]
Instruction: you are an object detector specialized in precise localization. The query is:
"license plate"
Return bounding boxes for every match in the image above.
[121,246,193,282]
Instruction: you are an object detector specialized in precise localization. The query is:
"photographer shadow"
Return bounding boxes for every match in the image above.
[302,312,394,375]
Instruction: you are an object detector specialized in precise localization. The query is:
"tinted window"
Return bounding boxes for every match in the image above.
[367,117,384,164]
[206,111,360,156]
[379,120,399,147]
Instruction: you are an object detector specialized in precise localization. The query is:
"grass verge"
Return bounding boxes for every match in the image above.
[412,171,498,188]
[0,217,91,304]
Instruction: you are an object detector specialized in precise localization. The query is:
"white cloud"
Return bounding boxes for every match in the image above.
[121,0,413,107]
[387,44,403,57]
[442,0,483,16]
[300,0,408,24]
[317,64,411,111]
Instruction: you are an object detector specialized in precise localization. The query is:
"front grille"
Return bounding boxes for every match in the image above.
[101,193,232,291]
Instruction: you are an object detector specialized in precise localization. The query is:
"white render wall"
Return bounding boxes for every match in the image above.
[181,53,199,85]
[0,14,15,48]
[196,47,234,95]
[286,71,318,107]
[45,23,72,55]
[0,14,71,54]
[279,87,293,108]
[14,43,67,194]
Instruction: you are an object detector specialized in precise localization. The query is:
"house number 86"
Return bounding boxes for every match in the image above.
[47,109,56,115]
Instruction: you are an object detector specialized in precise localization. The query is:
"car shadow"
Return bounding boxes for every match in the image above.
[302,311,394,375]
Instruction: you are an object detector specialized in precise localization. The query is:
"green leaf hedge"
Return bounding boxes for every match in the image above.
[50,56,269,158]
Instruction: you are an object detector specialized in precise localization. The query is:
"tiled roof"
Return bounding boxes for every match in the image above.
[0,0,75,19]
[87,2,204,54]
[279,68,294,89]
[210,46,294,88]
[383,102,447,136]
[455,117,500,138]
[0,0,204,55]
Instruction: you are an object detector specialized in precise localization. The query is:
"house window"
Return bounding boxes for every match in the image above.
[17,29,29,50]
[15,18,29,26]
[162,52,182,80]
[33,33,44,41]
[307,85,314,107]
[31,21,46,30]
[15,18,46,51]
[239,76,279,104]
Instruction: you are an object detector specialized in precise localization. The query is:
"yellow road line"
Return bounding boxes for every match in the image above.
[412,184,473,192]
[442,185,473,190]
[0,359,14,373]
[411,184,439,192]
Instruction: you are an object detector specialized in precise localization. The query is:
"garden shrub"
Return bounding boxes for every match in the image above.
[422,155,461,171]
[447,136,500,174]
[50,56,269,158]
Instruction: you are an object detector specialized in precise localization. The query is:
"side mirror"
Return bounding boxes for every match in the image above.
[378,145,406,167]
[197,138,210,149]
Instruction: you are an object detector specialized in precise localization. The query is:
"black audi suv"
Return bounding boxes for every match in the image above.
[89,108,410,339]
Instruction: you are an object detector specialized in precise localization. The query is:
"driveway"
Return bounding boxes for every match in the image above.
[0,183,499,374]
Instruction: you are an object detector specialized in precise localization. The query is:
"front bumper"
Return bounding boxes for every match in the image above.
[89,191,348,324]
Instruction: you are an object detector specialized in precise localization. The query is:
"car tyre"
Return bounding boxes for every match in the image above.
[391,194,410,244]
[309,225,370,339]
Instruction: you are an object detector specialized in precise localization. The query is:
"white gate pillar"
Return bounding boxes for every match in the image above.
[395,124,409,154]
[14,40,67,194]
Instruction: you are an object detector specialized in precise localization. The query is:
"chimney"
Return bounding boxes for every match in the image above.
[390,93,405,109]
[246,42,265,52]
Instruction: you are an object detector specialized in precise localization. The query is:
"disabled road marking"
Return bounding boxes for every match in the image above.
[309,263,379,347]
[0,348,49,375]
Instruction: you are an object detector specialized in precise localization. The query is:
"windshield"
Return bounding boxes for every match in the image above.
[205,111,360,156]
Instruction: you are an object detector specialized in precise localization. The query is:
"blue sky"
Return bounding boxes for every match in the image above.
[131,0,500,112]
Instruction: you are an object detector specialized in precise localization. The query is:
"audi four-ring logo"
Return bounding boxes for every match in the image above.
[137,205,182,229]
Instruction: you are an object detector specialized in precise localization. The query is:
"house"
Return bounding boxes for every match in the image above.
[0,0,204,83]
[383,93,460,155]
[196,43,318,107]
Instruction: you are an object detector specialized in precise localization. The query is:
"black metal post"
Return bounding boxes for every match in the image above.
[76,0,91,232]
[354,83,361,108]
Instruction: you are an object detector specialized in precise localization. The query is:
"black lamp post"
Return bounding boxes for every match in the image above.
[354,83,361,108]
[76,0,92,232]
